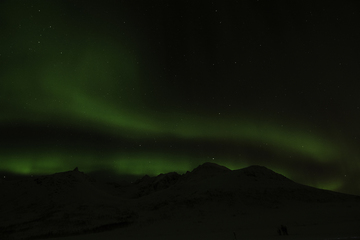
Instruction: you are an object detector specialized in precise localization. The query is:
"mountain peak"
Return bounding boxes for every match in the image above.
[193,162,231,172]
[33,167,94,189]
[183,162,231,182]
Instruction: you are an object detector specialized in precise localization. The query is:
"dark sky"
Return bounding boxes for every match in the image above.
[1,1,360,195]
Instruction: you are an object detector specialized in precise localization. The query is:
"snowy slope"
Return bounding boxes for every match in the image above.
[1,163,360,240]
[0,168,136,239]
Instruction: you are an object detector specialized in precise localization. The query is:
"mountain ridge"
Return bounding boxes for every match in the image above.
[1,163,360,239]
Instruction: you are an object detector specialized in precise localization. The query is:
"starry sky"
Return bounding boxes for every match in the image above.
[1,1,360,195]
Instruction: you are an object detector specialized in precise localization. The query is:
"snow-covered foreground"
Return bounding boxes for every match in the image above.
[51,202,360,240]
[2,163,360,239]
[49,221,360,240]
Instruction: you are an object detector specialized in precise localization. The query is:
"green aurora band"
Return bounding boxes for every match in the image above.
[1,1,359,195]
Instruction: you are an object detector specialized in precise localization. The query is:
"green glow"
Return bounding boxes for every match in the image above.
[0,152,104,176]
[0,152,249,177]
[1,1,359,197]
[295,175,344,193]
[164,114,342,162]
[0,0,347,164]
[1,156,69,175]
[315,180,344,193]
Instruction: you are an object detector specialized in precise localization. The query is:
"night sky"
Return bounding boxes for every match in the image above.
[1,1,360,195]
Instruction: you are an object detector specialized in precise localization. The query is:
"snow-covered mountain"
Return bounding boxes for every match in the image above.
[1,163,360,240]
[0,167,136,239]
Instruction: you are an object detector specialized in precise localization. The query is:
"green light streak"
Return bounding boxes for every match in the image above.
[165,114,341,162]
[0,0,347,164]
[1,156,69,175]
[1,0,358,196]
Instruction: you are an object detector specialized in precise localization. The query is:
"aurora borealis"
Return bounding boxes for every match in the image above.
[1,1,360,195]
